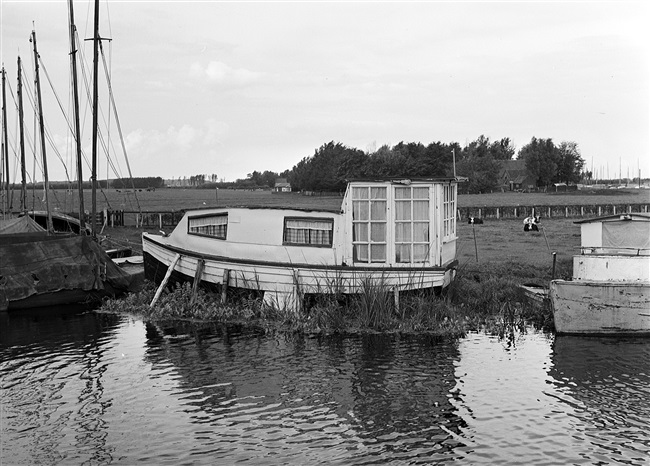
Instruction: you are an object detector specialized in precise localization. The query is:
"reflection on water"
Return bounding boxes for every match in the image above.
[0,307,122,465]
[143,322,466,464]
[1,310,649,465]
[549,336,650,464]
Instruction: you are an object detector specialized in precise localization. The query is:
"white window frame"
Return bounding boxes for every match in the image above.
[283,217,334,248]
[188,213,228,240]
[352,186,387,263]
[443,183,456,241]
[394,186,430,263]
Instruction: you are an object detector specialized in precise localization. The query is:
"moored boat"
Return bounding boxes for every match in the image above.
[143,178,460,311]
[550,213,650,335]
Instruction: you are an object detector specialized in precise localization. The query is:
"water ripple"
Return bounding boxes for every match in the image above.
[2,314,650,464]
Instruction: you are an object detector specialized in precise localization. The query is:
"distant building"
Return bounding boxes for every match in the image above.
[499,160,537,191]
[273,178,292,193]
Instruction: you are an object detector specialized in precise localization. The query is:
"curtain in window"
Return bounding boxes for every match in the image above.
[189,215,228,238]
[413,201,429,220]
[395,201,411,221]
[284,219,333,246]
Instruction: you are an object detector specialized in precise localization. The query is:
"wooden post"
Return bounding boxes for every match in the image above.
[190,258,205,306]
[150,253,181,307]
[551,252,557,280]
[393,287,400,313]
[473,223,479,263]
[159,213,163,229]
[496,207,499,219]
[221,269,230,303]
[542,227,551,253]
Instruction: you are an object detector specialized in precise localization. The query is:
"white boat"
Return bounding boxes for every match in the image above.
[550,213,650,335]
[142,178,460,311]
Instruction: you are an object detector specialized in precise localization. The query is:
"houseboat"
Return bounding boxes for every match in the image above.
[142,178,459,311]
[550,213,650,334]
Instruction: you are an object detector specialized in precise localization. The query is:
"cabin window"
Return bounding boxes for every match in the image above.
[283,217,334,247]
[395,186,430,263]
[352,186,387,263]
[443,184,456,240]
[188,213,228,239]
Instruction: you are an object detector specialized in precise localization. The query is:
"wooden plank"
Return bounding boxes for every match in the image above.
[150,253,181,307]
[221,269,230,303]
[190,258,205,306]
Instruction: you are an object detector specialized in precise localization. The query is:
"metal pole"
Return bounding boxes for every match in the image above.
[68,0,86,232]
[31,30,54,233]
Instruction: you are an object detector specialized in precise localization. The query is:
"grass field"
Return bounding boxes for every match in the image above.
[28,185,632,285]
[10,185,650,214]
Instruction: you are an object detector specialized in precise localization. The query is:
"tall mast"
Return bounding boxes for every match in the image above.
[68,0,86,232]
[91,0,100,237]
[1,67,9,215]
[17,57,28,212]
[31,30,54,233]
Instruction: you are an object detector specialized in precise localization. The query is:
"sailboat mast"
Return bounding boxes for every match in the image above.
[68,0,86,232]
[1,67,9,215]
[91,0,100,237]
[17,56,28,212]
[31,30,54,233]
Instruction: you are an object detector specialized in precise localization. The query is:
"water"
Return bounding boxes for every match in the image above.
[1,309,649,465]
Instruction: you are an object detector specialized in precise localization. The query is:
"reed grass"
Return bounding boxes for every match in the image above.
[100,256,559,339]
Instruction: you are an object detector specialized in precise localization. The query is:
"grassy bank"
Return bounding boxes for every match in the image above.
[95,190,590,337]
[99,216,572,338]
[100,255,565,339]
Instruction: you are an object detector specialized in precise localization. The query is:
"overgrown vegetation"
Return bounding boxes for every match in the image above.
[100,259,569,339]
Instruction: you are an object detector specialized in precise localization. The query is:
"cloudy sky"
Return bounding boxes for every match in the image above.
[1,0,648,183]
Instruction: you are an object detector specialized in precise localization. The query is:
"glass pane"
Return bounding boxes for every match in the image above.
[413,201,429,220]
[396,244,411,263]
[413,187,429,199]
[353,201,369,221]
[413,222,429,242]
[370,201,386,220]
[370,244,386,262]
[395,187,410,200]
[370,223,386,242]
[395,201,411,221]
[354,244,368,262]
[413,244,428,262]
[353,223,368,242]
[370,187,386,199]
[395,223,411,242]
[353,187,368,200]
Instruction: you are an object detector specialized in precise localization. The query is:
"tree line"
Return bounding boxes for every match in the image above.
[167,135,587,194]
[279,135,585,193]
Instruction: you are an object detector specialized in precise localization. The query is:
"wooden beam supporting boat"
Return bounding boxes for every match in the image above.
[150,253,180,307]
[221,269,230,304]
[190,258,205,306]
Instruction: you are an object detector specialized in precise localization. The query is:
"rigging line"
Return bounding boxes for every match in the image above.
[33,58,74,183]
[99,41,141,212]
[76,34,124,184]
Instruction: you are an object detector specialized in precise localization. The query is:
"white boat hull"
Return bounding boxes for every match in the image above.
[550,280,650,334]
[143,234,456,311]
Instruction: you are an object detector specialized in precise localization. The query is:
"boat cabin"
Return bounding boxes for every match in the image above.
[575,213,650,256]
[143,178,459,310]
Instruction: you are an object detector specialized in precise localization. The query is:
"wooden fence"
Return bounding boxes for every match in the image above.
[101,210,185,229]
[459,203,649,220]
[98,203,649,229]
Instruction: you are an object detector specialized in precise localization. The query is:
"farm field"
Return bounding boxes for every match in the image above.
[9,184,645,276]
[10,186,650,214]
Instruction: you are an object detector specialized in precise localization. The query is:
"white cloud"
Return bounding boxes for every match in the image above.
[189,61,262,85]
